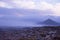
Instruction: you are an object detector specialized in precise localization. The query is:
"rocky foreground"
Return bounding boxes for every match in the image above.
[0,26,60,40]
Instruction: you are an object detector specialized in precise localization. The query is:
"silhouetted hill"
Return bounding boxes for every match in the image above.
[38,19,60,26]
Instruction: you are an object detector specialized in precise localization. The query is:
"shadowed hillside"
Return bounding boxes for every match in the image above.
[0,26,60,40]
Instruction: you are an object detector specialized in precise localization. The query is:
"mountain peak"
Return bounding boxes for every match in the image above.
[44,19,55,23]
[42,19,60,26]
[37,19,60,26]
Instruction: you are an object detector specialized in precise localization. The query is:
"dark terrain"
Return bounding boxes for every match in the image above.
[0,26,60,40]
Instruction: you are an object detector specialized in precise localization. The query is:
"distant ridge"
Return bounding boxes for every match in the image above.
[38,19,60,26]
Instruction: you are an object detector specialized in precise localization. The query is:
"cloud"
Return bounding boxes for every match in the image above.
[36,2,60,16]
[0,0,60,16]
[10,0,60,16]
[0,1,13,8]
[11,0,36,9]
[52,3,60,16]
[38,2,53,10]
[9,0,55,10]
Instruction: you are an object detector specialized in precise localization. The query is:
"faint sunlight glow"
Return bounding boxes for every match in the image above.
[52,3,60,16]
[39,2,53,10]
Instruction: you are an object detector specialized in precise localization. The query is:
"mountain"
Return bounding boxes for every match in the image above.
[38,19,60,26]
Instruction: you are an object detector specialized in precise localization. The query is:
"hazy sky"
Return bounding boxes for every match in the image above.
[0,0,60,26]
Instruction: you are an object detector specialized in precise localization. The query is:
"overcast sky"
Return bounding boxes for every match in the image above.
[0,0,60,26]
